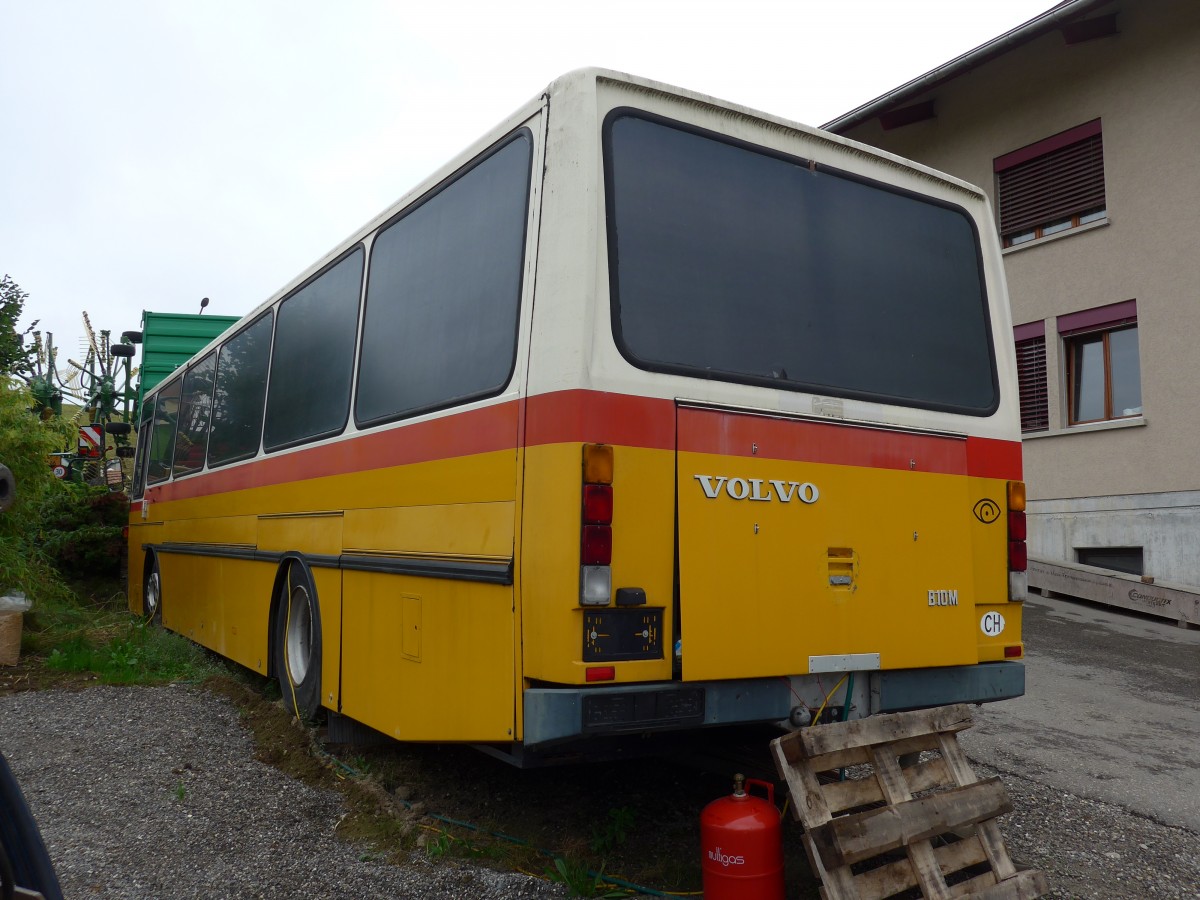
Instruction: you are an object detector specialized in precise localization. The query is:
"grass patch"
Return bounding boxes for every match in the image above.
[44,619,217,684]
[18,582,218,686]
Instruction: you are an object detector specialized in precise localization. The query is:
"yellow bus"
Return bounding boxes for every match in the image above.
[128,69,1027,764]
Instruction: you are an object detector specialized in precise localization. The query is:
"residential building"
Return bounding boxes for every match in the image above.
[826,0,1200,590]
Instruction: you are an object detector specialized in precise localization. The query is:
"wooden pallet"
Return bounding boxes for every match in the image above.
[770,704,1047,900]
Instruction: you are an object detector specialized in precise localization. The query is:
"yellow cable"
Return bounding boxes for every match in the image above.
[811,673,849,726]
[283,564,302,722]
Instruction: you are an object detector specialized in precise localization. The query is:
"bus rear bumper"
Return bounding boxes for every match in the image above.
[522,662,1025,748]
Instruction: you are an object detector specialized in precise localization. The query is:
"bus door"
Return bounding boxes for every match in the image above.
[674,402,979,682]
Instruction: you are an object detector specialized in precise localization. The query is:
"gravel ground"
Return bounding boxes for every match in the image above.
[0,685,563,900]
[3,683,1197,898]
[966,753,1200,900]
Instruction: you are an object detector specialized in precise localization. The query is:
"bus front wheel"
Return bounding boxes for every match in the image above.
[273,561,323,722]
[143,554,162,625]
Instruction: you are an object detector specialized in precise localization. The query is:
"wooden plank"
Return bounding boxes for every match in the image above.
[821,773,885,814]
[805,732,941,774]
[806,777,1012,869]
[791,705,974,759]
[938,734,1017,881]
[906,755,954,795]
[842,833,989,900]
[871,743,952,900]
[949,869,998,897]
[772,735,861,899]
[968,870,1049,900]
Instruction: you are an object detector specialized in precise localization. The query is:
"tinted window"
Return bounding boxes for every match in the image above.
[264,248,363,450]
[173,353,216,478]
[356,131,532,426]
[131,398,154,499]
[208,312,273,466]
[146,379,182,485]
[604,113,997,414]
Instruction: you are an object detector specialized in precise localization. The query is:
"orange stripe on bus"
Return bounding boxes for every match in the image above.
[676,406,1022,478]
[146,389,1020,504]
[523,390,676,448]
[150,402,520,503]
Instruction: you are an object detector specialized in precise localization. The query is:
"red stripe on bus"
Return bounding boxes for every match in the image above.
[677,407,969,474]
[149,402,520,502]
[145,390,1021,503]
[676,406,1021,479]
[965,435,1023,481]
[523,390,676,449]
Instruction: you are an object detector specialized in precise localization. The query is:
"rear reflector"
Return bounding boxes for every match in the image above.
[582,484,613,524]
[580,565,612,606]
[1008,510,1027,541]
[583,444,614,485]
[1007,481,1026,512]
[585,666,616,682]
[1009,540,1028,572]
[581,525,612,566]
[1004,645,1023,659]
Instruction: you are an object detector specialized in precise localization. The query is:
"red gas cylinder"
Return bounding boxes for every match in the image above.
[700,773,784,900]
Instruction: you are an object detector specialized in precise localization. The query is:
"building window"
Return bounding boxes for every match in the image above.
[996,120,1105,247]
[1058,300,1141,425]
[1014,321,1048,433]
[1076,547,1143,576]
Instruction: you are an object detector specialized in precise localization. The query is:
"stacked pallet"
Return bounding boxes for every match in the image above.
[770,704,1047,899]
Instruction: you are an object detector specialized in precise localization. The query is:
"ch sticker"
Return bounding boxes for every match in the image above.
[980,611,1006,637]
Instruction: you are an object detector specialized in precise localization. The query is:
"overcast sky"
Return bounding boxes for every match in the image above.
[2,0,1055,371]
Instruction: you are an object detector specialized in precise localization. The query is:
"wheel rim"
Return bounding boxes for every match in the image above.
[285,584,312,685]
[145,570,161,619]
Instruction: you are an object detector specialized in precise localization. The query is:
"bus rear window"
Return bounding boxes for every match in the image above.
[603,112,998,414]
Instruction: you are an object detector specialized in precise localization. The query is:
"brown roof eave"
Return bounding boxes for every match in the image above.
[822,0,1116,134]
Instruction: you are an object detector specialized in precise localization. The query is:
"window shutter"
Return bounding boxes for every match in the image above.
[997,133,1105,237]
[1016,336,1048,432]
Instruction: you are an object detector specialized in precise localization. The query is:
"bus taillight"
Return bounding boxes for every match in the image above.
[1007,481,1028,600]
[580,444,614,606]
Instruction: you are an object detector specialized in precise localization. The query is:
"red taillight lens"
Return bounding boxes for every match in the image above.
[1009,540,1028,572]
[1008,510,1026,541]
[581,525,612,566]
[582,484,613,525]
[1004,645,1024,659]
[585,666,616,682]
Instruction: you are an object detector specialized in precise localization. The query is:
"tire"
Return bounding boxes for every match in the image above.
[273,561,323,722]
[121,330,143,344]
[110,344,135,358]
[0,463,14,513]
[104,421,132,435]
[143,554,162,625]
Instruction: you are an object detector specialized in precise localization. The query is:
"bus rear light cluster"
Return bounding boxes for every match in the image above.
[1007,480,1028,601]
[580,444,614,607]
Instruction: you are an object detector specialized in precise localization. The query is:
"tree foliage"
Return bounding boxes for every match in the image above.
[0,383,74,603]
[0,274,37,381]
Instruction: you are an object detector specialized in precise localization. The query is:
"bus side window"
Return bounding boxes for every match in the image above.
[173,353,216,478]
[146,379,182,484]
[130,398,155,499]
[208,311,273,468]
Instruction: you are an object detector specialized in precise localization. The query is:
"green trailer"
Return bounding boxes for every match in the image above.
[129,311,240,410]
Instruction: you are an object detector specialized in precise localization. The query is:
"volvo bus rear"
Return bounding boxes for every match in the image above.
[517,70,1024,758]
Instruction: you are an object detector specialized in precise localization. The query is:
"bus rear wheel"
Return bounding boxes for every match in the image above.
[143,554,162,625]
[273,561,323,722]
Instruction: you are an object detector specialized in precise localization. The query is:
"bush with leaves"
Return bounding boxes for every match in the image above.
[37,483,127,578]
[0,383,74,604]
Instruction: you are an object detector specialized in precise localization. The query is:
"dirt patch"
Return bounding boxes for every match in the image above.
[202,671,820,896]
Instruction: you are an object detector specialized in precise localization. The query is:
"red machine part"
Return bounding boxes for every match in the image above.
[700,773,784,900]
